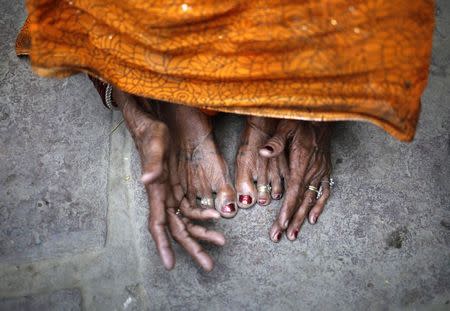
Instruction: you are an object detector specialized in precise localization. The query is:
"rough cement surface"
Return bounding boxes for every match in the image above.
[0,289,81,311]
[0,1,449,310]
[0,0,110,265]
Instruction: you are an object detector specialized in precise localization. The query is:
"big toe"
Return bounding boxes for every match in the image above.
[235,170,257,209]
[215,183,237,218]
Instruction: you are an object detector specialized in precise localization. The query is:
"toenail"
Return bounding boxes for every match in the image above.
[273,193,281,200]
[239,195,252,205]
[274,232,282,241]
[222,203,236,213]
[310,214,317,224]
[293,230,299,239]
[259,198,267,205]
[264,145,274,152]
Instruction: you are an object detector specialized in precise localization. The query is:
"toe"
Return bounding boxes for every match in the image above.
[268,158,283,200]
[215,183,238,218]
[256,155,271,206]
[269,221,284,243]
[235,167,257,209]
[257,186,271,206]
[197,166,215,209]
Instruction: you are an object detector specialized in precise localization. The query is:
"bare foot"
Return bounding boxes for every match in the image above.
[259,121,333,242]
[160,103,237,218]
[114,89,225,271]
[235,116,288,208]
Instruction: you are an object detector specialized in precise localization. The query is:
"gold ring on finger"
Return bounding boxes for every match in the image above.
[307,185,322,200]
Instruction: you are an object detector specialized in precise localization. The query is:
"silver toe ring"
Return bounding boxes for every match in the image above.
[200,197,214,207]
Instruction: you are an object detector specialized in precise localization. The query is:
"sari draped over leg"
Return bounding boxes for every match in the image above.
[16,0,435,141]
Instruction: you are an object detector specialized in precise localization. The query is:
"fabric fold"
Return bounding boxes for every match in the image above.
[17,0,435,141]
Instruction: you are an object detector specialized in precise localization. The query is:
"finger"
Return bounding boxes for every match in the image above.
[186,164,198,208]
[167,210,215,272]
[276,136,312,229]
[309,179,331,224]
[146,182,175,270]
[168,149,185,203]
[184,219,226,246]
[276,182,302,230]
[118,91,169,185]
[259,120,297,158]
[286,188,317,240]
[140,125,169,184]
[179,197,220,220]
[278,152,289,183]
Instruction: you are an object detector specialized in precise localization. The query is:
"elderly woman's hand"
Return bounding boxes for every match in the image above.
[114,89,225,271]
[259,120,333,242]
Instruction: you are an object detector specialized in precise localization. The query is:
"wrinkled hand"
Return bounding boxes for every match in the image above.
[114,89,225,271]
[259,120,333,242]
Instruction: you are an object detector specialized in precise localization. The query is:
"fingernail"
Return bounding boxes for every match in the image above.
[310,214,317,224]
[274,232,282,242]
[222,203,236,213]
[264,145,274,152]
[239,195,252,205]
[293,230,299,239]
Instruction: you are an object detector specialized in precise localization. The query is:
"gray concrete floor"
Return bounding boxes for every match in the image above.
[1,1,449,310]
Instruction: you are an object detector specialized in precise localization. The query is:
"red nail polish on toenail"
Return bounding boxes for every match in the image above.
[259,198,267,205]
[222,203,236,213]
[293,230,299,239]
[264,145,274,152]
[274,232,282,241]
[239,195,252,205]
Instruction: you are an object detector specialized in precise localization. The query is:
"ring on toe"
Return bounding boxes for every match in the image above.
[257,184,272,194]
[200,197,214,208]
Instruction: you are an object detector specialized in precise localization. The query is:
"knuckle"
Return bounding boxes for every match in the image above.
[295,208,307,220]
[149,218,162,231]
[268,135,284,150]
[306,195,316,206]
[172,227,189,241]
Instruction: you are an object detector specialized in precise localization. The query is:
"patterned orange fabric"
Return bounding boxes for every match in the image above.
[17,0,434,141]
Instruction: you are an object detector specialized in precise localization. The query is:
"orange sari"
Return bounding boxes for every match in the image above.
[17,0,435,141]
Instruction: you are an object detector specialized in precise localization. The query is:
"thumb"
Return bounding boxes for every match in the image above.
[259,120,297,158]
